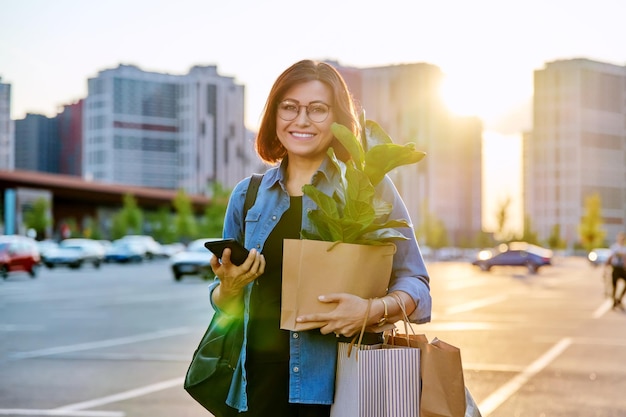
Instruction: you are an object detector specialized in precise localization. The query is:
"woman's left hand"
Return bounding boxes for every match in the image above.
[295,293,372,337]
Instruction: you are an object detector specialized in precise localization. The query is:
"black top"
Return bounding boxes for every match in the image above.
[248,196,302,362]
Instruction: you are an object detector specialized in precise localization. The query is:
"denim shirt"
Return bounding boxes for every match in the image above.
[209,157,432,412]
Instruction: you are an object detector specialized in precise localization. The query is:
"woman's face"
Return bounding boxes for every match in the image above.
[276,80,335,164]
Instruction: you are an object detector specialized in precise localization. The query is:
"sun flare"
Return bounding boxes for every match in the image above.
[439,74,481,117]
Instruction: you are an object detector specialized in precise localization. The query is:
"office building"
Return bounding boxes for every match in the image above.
[0,77,13,170]
[83,64,254,194]
[333,62,483,246]
[527,58,626,246]
[14,114,59,173]
[57,100,83,176]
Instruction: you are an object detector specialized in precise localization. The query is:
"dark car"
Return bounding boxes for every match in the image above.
[170,238,218,281]
[0,235,41,279]
[44,238,105,269]
[472,242,553,274]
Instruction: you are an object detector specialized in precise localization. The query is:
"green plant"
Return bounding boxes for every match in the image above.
[302,119,426,245]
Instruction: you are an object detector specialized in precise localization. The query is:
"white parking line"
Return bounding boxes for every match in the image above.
[10,327,192,360]
[53,377,184,412]
[0,410,123,416]
[478,337,572,416]
[445,295,508,315]
[592,299,613,319]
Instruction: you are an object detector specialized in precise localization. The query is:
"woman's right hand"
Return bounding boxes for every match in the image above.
[210,248,265,311]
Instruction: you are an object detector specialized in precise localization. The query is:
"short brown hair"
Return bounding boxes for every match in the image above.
[255,60,360,164]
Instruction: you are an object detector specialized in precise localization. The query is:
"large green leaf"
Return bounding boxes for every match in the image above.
[302,184,339,219]
[331,123,364,169]
[364,119,394,148]
[307,210,345,242]
[372,197,393,218]
[359,228,409,243]
[364,143,426,186]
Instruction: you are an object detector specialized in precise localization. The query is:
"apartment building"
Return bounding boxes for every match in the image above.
[333,62,483,246]
[83,64,255,194]
[527,58,626,246]
[0,77,13,170]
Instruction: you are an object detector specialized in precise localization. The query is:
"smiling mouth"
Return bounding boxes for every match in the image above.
[291,132,315,139]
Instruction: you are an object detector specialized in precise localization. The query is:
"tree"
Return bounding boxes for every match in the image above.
[147,207,176,243]
[495,196,511,241]
[546,224,566,250]
[200,182,230,238]
[519,215,539,245]
[415,200,449,250]
[578,193,606,252]
[173,189,197,243]
[111,194,144,239]
[23,198,51,240]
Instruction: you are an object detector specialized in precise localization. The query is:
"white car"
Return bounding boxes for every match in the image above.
[170,238,219,281]
[44,238,105,269]
[118,235,164,259]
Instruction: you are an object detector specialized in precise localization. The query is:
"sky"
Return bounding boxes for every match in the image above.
[2,0,625,235]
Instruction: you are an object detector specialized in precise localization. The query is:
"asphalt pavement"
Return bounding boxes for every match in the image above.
[0,256,624,416]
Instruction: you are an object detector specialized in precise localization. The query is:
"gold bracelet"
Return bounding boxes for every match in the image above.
[377,297,389,326]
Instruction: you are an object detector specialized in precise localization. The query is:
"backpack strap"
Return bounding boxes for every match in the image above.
[243,174,263,221]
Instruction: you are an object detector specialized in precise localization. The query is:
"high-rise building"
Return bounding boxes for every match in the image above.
[0,77,14,170]
[14,114,59,173]
[57,100,83,176]
[83,64,254,194]
[332,62,483,246]
[528,58,626,246]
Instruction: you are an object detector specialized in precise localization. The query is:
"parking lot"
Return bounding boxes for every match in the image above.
[1,256,625,416]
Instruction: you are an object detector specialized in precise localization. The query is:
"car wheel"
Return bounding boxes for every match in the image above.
[527,262,538,274]
[174,273,183,281]
[45,263,54,269]
[94,260,101,269]
[28,265,38,278]
[478,262,490,272]
[0,265,8,279]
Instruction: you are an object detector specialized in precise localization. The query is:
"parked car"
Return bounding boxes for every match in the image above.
[44,238,105,269]
[472,242,553,274]
[36,239,59,264]
[588,248,611,267]
[170,238,219,281]
[104,240,144,263]
[0,235,41,279]
[118,235,164,259]
[161,242,186,257]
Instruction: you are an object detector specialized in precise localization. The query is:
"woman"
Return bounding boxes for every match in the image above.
[209,60,431,416]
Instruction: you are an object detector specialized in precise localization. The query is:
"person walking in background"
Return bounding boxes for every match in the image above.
[607,231,626,310]
[207,60,431,416]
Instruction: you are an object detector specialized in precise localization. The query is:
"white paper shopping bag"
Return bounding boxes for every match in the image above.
[331,342,420,417]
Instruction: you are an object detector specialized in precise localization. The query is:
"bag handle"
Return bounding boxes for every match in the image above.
[347,298,373,359]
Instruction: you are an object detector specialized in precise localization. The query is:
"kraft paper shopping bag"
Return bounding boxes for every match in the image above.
[389,334,468,417]
[281,239,396,331]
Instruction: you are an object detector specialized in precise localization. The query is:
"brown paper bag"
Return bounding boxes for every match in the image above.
[389,334,468,417]
[330,342,420,417]
[280,239,396,331]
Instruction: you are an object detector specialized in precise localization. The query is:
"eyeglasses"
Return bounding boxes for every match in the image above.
[277,100,332,123]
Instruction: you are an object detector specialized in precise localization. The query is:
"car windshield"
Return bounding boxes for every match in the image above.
[61,245,84,251]
[188,241,210,252]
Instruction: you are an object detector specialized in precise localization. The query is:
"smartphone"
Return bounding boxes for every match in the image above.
[204,239,250,266]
